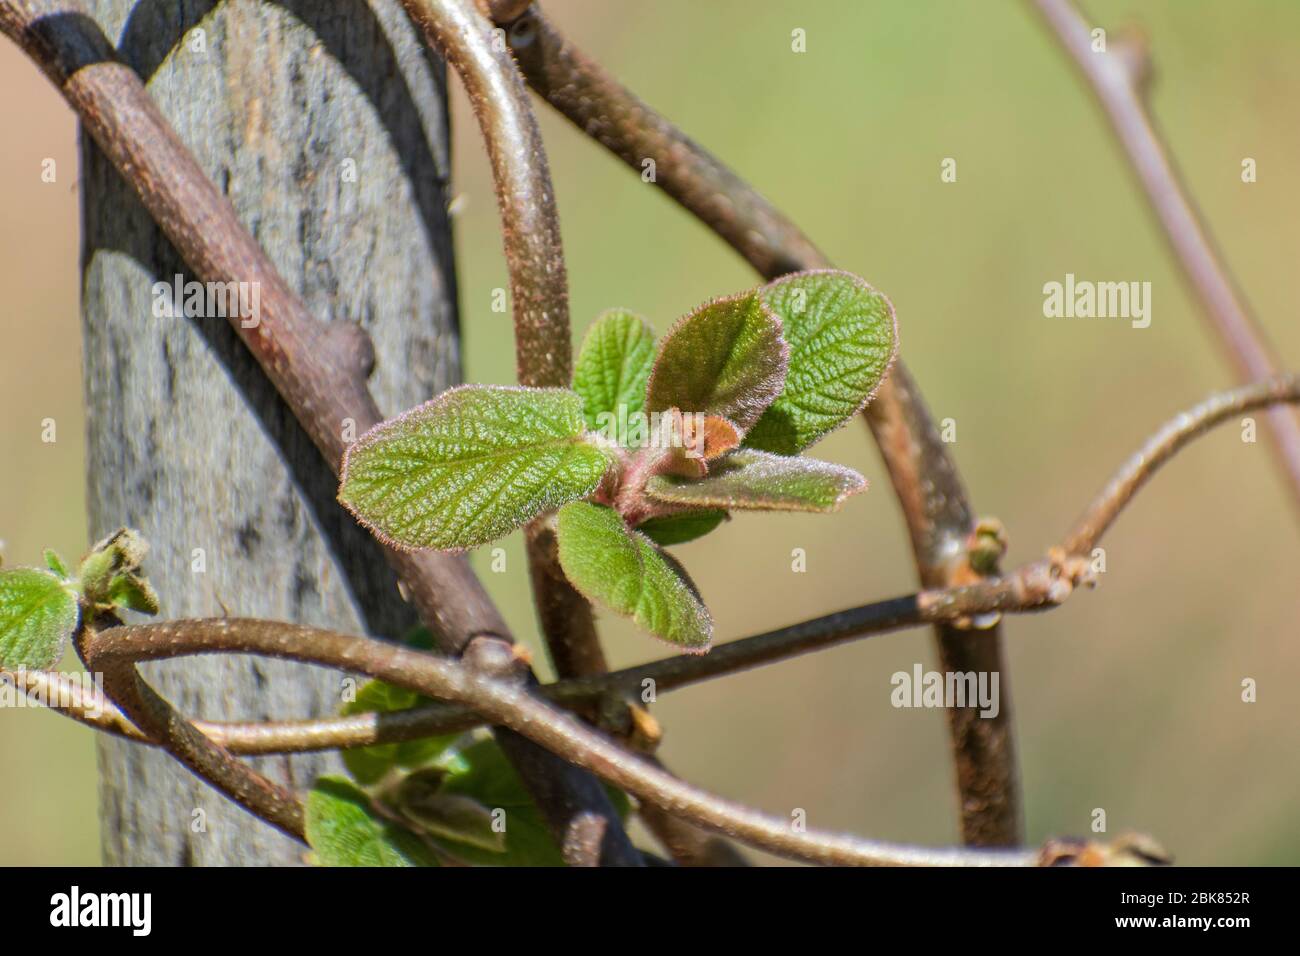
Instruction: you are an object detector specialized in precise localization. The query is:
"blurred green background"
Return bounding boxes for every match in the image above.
[1,0,1297,865]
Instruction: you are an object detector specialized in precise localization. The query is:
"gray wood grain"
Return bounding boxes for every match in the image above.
[82,0,457,865]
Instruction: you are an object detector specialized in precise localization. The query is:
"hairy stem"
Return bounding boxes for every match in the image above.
[80,617,1040,867]
[75,618,306,841]
[495,2,1020,845]
[30,374,1297,776]
[402,0,609,687]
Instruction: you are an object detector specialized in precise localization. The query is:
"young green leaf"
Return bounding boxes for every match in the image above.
[433,739,564,865]
[0,568,80,669]
[573,308,657,433]
[305,776,439,867]
[646,449,866,513]
[77,528,151,606]
[106,572,160,615]
[396,768,507,854]
[339,385,613,551]
[645,292,787,432]
[636,509,728,547]
[400,738,627,866]
[556,502,712,651]
[43,550,70,579]
[340,679,460,785]
[745,270,898,455]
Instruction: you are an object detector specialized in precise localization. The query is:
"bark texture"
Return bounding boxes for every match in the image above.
[81,0,457,864]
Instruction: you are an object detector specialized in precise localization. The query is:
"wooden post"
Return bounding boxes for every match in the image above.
[81,0,458,864]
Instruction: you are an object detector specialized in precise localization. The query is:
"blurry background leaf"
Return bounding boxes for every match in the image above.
[433,738,565,865]
[340,679,461,785]
[304,776,439,867]
[359,738,636,866]
[396,768,505,853]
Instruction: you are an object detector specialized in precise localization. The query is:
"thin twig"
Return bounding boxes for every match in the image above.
[0,0,639,865]
[1031,0,1300,516]
[495,3,1021,845]
[2,667,148,741]
[1063,373,1300,553]
[31,371,1300,760]
[75,617,307,841]
[80,617,1041,866]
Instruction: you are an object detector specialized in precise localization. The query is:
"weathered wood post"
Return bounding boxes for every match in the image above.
[81,0,458,864]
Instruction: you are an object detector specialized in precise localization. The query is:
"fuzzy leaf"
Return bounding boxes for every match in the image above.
[340,680,460,785]
[433,739,564,865]
[556,502,712,651]
[395,768,506,853]
[0,568,79,669]
[43,550,69,579]
[305,776,439,867]
[573,309,657,433]
[637,510,728,547]
[646,449,865,513]
[411,739,627,866]
[77,528,150,606]
[106,572,160,615]
[745,270,898,455]
[645,292,787,432]
[339,385,613,551]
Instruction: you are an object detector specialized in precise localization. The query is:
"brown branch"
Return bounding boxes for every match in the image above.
[404,0,729,864]
[403,0,571,389]
[33,372,1299,766]
[1031,0,1300,516]
[0,0,639,866]
[80,617,1045,866]
[402,0,608,688]
[1062,372,1300,553]
[634,788,751,867]
[2,594,983,753]
[494,3,1021,845]
[74,617,307,841]
[2,668,146,741]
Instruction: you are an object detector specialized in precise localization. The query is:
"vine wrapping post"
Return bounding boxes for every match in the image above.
[0,0,640,866]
